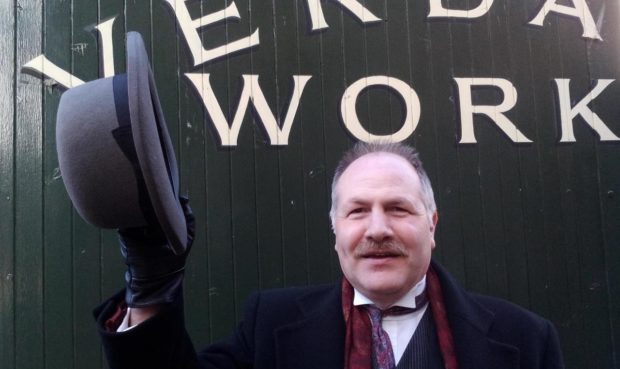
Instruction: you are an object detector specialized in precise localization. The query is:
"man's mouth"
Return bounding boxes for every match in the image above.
[354,241,407,259]
[361,251,401,259]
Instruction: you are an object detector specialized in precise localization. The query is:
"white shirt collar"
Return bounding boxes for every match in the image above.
[352,276,427,309]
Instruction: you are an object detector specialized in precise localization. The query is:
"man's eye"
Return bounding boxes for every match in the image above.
[348,208,366,216]
[389,207,409,214]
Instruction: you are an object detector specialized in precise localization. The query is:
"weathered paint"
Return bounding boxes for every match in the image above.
[1,1,619,368]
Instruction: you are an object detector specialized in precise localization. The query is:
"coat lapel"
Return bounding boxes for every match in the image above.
[274,284,345,369]
[449,312,520,369]
[271,262,523,369]
[432,261,520,369]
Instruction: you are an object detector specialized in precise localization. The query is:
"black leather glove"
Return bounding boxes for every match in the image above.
[118,196,195,308]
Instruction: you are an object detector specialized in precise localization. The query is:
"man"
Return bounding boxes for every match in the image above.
[95,142,564,369]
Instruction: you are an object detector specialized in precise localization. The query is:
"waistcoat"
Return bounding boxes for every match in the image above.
[394,309,444,369]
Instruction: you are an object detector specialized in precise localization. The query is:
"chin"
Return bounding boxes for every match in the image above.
[361,280,406,298]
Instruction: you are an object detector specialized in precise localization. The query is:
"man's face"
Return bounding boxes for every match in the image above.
[333,152,438,308]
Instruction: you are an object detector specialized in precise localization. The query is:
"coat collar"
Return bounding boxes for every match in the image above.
[272,262,521,369]
[274,284,345,369]
[431,260,521,369]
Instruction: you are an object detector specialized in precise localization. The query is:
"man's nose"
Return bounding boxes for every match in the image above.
[364,210,393,241]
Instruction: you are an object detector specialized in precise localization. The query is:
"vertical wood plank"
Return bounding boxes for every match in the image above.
[199,0,237,339]
[98,3,127,347]
[42,0,74,368]
[590,3,620,367]
[279,0,313,287]
[317,0,354,283]
[284,0,333,287]
[358,1,388,137]
[423,3,466,282]
[559,4,613,367]
[468,0,509,300]
[520,0,557,323]
[156,0,212,346]
[252,0,284,292]
[227,0,260,321]
[383,0,411,143]
[552,4,609,366]
[0,1,16,368]
[14,0,44,368]
[70,0,102,367]
[97,3,126,365]
[445,0,488,294]
[493,0,531,307]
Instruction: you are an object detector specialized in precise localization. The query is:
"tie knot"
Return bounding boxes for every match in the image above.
[364,305,384,325]
[364,290,428,320]
[364,304,417,321]
[383,305,417,316]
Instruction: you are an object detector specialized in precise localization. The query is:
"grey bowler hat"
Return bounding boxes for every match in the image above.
[56,32,187,254]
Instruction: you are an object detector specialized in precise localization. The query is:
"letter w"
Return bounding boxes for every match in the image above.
[186,74,312,146]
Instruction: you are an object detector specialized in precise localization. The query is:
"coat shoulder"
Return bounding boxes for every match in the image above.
[244,283,340,325]
[473,293,545,318]
[468,293,562,363]
[470,293,552,334]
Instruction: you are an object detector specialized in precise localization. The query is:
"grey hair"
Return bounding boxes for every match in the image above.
[329,141,436,225]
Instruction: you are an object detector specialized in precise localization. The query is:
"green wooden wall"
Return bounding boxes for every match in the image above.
[1,1,619,368]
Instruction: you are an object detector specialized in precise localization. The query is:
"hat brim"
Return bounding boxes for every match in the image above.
[126,32,187,254]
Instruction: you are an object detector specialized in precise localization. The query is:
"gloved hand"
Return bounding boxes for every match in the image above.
[118,196,195,308]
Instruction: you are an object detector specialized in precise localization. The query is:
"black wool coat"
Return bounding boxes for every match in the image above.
[95,260,564,369]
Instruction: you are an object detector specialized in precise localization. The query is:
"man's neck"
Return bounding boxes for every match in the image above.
[353,276,427,309]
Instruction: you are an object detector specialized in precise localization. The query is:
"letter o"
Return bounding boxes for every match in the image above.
[340,76,421,143]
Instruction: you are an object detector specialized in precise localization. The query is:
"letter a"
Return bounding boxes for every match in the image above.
[529,0,602,40]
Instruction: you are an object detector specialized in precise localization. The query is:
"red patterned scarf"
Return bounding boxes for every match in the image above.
[341,265,458,369]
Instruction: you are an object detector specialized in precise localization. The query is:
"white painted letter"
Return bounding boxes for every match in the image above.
[340,76,420,143]
[428,0,494,18]
[528,0,602,40]
[185,74,311,146]
[454,78,531,144]
[23,17,117,88]
[94,17,116,77]
[555,79,619,142]
[305,0,382,31]
[22,55,85,89]
[165,0,259,66]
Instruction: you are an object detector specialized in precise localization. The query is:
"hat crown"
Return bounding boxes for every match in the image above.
[56,32,187,253]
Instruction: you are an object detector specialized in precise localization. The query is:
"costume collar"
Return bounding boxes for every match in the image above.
[352,276,427,309]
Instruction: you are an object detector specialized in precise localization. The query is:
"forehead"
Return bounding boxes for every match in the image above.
[335,152,421,201]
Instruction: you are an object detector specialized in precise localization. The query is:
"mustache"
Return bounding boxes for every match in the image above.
[353,240,408,257]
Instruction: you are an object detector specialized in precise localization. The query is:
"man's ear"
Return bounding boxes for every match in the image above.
[431,211,438,232]
[430,211,438,249]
